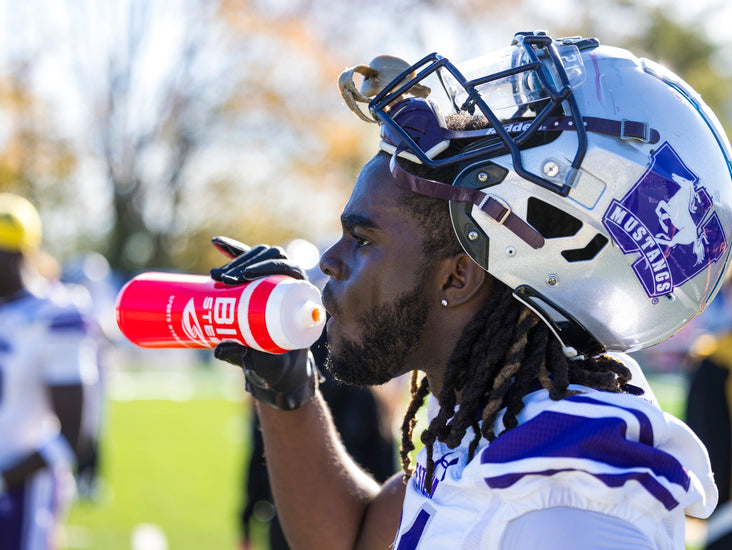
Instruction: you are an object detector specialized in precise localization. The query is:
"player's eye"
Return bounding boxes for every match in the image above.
[351,231,371,248]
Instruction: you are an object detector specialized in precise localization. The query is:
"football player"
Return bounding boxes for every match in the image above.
[213,31,731,549]
[0,194,100,549]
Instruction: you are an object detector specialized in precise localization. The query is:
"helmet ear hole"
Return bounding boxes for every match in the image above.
[561,234,609,263]
[525,198,609,262]
[526,198,582,239]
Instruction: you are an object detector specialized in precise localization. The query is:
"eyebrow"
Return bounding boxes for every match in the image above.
[340,213,379,231]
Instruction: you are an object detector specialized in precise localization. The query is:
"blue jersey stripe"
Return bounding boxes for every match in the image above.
[479,408,691,508]
[566,394,654,445]
[49,310,86,332]
[481,411,689,487]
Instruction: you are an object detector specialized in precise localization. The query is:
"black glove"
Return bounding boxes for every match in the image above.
[210,236,306,284]
[210,236,318,410]
[215,344,317,410]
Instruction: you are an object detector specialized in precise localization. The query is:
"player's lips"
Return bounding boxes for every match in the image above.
[321,283,339,335]
[321,283,338,317]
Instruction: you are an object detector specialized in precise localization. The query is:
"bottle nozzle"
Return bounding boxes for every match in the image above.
[301,300,325,329]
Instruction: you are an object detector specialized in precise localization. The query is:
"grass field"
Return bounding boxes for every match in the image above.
[62,363,261,550]
[59,363,696,550]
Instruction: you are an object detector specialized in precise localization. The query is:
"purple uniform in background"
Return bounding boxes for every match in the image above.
[0,284,99,549]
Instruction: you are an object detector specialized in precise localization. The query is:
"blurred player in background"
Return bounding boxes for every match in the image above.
[61,252,117,501]
[686,337,732,549]
[0,193,102,549]
[685,280,732,550]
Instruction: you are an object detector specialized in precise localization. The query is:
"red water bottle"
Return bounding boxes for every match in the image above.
[115,272,325,353]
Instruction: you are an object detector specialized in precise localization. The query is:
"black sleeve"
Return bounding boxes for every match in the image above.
[686,358,731,504]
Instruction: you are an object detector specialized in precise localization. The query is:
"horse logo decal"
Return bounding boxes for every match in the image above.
[602,142,727,299]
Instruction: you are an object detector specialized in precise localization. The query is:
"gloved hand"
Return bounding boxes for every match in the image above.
[210,236,306,284]
[210,236,319,410]
[215,344,318,410]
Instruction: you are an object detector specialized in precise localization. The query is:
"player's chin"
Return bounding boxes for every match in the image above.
[324,315,352,350]
[324,322,346,359]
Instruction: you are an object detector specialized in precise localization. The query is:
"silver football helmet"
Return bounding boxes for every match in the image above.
[338,31,732,356]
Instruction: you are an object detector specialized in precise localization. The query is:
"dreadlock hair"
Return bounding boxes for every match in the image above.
[384,115,634,485]
[408,284,633,488]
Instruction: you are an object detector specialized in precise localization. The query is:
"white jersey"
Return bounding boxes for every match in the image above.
[394,361,717,550]
[0,285,99,470]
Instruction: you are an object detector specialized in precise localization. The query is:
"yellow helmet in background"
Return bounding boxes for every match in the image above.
[0,193,42,253]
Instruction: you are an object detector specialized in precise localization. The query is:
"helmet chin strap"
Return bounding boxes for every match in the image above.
[512,290,584,360]
[513,285,607,359]
[388,153,545,250]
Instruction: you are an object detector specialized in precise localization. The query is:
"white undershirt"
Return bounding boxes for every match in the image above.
[500,507,656,549]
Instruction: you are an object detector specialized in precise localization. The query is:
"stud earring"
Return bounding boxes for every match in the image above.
[441,299,448,307]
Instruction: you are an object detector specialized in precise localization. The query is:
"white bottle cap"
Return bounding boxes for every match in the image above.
[300,300,325,329]
[265,278,325,350]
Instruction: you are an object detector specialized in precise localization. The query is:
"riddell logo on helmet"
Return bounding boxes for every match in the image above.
[483,121,533,136]
[602,142,727,299]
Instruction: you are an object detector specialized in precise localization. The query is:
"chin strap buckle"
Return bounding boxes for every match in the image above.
[389,154,545,250]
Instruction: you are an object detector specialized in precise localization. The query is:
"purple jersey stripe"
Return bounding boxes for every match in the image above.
[0,486,27,549]
[49,310,86,332]
[566,394,654,445]
[484,467,680,511]
[480,411,690,490]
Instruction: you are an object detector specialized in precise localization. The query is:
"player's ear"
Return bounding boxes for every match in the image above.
[438,253,490,307]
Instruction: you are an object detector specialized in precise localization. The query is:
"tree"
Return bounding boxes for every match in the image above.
[0,64,78,233]
[630,7,731,129]
[40,0,376,275]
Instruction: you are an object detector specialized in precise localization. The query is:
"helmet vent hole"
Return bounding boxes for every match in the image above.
[527,197,583,238]
[561,234,609,263]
